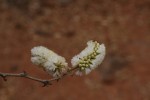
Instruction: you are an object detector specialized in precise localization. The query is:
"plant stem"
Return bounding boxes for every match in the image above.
[0,67,78,87]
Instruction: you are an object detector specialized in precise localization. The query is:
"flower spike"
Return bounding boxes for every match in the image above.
[71,40,105,76]
[31,46,68,77]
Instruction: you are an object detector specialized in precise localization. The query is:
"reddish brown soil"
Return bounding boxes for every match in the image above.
[0,0,150,100]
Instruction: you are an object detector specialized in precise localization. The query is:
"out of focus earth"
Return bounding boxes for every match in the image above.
[0,0,150,100]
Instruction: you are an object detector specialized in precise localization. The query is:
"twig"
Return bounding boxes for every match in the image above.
[0,67,78,87]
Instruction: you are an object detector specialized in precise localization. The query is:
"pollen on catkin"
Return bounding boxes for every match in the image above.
[71,40,105,76]
[31,46,68,77]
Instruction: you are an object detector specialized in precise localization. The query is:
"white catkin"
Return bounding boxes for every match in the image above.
[71,40,106,75]
[31,46,68,77]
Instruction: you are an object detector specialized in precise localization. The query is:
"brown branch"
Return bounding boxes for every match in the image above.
[0,67,78,87]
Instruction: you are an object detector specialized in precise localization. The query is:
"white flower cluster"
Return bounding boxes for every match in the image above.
[31,46,68,77]
[71,40,105,76]
[31,40,105,77]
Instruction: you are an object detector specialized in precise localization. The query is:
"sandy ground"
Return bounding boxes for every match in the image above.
[0,0,150,100]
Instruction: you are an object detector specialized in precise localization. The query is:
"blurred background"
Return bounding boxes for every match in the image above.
[0,0,150,100]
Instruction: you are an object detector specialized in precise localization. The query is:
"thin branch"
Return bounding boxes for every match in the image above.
[0,67,78,87]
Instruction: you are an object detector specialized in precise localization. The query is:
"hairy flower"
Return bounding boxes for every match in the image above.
[31,46,68,77]
[71,40,105,76]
